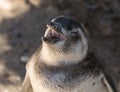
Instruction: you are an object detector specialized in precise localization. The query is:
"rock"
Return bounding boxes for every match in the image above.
[20,56,29,63]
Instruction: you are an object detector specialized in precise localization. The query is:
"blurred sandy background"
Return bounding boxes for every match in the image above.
[0,0,119,92]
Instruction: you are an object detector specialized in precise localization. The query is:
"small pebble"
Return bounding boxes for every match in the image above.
[20,56,29,63]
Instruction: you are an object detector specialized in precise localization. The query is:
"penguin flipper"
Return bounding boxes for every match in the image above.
[102,76,116,92]
[21,72,33,92]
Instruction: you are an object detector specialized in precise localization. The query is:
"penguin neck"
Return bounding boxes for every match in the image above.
[38,52,100,75]
[40,41,88,66]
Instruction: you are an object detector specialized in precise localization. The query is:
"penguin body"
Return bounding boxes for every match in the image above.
[21,16,116,92]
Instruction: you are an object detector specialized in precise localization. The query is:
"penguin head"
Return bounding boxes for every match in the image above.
[41,16,88,65]
[43,15,88,49]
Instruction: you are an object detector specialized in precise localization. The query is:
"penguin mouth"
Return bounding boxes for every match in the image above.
[43,26,65,43]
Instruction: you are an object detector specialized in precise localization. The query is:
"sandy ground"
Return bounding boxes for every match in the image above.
[0,0,119,92]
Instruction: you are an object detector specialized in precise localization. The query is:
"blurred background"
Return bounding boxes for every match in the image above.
[0,0,119,92]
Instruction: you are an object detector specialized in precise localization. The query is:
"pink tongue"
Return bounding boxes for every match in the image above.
[49,29,66,40]
[60,35,65,40]
[50,29,60,38]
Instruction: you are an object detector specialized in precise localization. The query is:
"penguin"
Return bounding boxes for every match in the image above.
[21,15,116,92]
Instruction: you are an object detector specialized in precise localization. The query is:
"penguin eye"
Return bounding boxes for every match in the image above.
[71,30,78,36]
[53,25,57,30]
[52,23,62,32]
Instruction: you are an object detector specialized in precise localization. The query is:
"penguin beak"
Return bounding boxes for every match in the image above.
[42,23,66,43]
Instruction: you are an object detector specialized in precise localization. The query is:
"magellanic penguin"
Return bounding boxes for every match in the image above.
[21,16,117,92]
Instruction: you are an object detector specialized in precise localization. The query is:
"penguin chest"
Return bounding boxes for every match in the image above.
[30,71,109,92]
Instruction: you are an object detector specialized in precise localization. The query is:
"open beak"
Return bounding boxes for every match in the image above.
[42,24,65,43]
